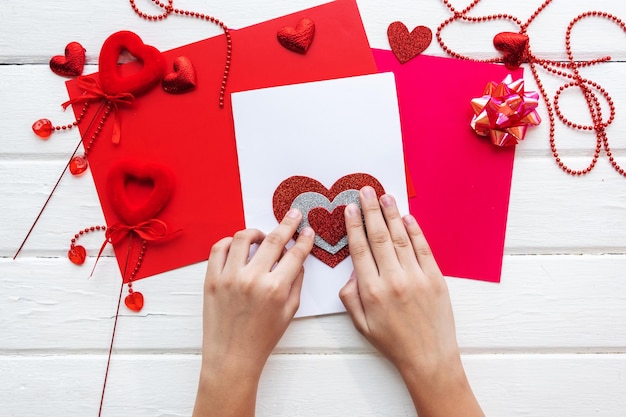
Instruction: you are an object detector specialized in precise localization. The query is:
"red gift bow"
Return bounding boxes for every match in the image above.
[62,76,135,144]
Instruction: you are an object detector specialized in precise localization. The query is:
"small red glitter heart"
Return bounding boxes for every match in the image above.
[493,32,529,69]
[49,42,86,77]
[124,291,144,312]
[68,245,87,265]
[277,18,315,54]
[162,56,197,94]
[308,206,347,246]
[387,21,432,64]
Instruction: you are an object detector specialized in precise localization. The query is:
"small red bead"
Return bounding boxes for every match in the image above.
[32,119,53,139]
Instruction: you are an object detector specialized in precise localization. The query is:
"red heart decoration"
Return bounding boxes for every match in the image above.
[98,31,166,96]
[273,173,385,267]
[277,18,316,54]
[68,245,87,265]
[162,56,197,94]
[387,21,432,64]
[493,32,529,69]
[124,291,144,312]
[308,206,347,246]
[49,41,86,77]
[107,160,174,226]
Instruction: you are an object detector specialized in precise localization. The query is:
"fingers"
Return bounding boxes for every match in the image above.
[284,267,305,316]
[339,271,368,334]
[221,229,265,279]
[402,214,442,277]
[345,201,378,278]
[248,208,304,271]
[379,194,419,270]
[205,236,233,286]
[272,226,315,284]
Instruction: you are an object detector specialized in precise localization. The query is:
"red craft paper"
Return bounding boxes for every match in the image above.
[373,50,522,282]
[66,0,377,282]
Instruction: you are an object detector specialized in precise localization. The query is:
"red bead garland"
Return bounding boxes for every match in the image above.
[437,0,625,178]
[128,0,232,108]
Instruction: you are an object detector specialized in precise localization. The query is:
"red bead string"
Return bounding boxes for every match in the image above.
[437,0,625,177]
[129,0,232,108]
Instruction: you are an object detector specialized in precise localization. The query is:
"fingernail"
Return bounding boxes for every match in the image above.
[402,214,416,225]
[301,226,314,237]
[345,203,360,217]
[380,194,395,208]
[286,208,301,219]
[361,186,376,200]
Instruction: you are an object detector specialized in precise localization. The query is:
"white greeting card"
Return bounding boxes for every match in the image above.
[232,72,409,317]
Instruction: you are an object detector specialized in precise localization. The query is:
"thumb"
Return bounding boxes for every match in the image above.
[339,271,368,334]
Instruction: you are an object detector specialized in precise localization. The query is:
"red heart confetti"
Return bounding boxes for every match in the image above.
[387,21,432,64]
[49,41,86,77]
[68,245,87,265]
[277,18,316,54]
[308,206,347,246]
[162,56,197,94]
[124,291,144,312]
[493,32,529,69]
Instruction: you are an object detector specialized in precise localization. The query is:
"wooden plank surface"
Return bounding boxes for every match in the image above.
[2,0,626,416]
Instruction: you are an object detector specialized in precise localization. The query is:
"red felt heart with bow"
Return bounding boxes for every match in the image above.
[387,21,432,64]
[98,30,166,96]
[162,56,197,94]
[493,32,529,69]
[107,160,174,226]
[277,18,316,54]
[49,41,86,77]
[273,173,385,267]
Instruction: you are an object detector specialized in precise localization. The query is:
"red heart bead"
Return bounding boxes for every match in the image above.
[98,31,166,96]
[162,56,197,94]
[493,32,529,69]
[277,18,315,54]
[124,291,144,312]
[387,21,432,64]
[308,206,347,246]
[69,155,89,176]
[32,119,53,139]
[68,245,87,265]
[49,42,86,77]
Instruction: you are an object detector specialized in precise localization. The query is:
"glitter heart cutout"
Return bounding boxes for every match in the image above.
[273,174,385,268]
[277,18,316,54]
[124,291,144,312]
[387,21,432,64]
[308,206,347,246]
[98,30,166,96]
[162,56,197,94]
[107,160,174,226]
[49,42,86,77]
[493,32,529,69]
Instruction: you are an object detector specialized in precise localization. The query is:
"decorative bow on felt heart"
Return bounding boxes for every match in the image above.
[273,173,385,267]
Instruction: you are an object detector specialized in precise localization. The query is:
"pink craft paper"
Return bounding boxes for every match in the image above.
[373,50,522,282]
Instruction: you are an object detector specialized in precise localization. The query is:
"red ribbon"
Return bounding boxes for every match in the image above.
[90,219,169,277]
[62,76,135,144]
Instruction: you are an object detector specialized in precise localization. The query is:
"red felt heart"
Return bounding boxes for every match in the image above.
[493,32,529,69]
[308,206,347,246]
[162,56,197,94]
[387,21,432,64]
[273,173,385,268]
[277,18,316,54]
[50,41,86,77]
[124,291,144,312]
[107,160,174,226]
[98,30,166,96]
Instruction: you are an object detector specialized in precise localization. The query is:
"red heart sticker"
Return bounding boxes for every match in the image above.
[277,18,316,54]
[124,291,144,312]
[387,21,432,64]
[49,41,86,77]
[273,173,385,267]
[98,31,166,96]
[493,32,529,69]
[162,56,197,94]
[107,160,174,226]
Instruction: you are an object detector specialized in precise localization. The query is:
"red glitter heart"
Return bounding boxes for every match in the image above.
[273,173,385,268]
[277,18,315,54]
[107,160,174,226]
[68,245,87,265]
[124,291,144,312]
[493,32,529,69]
[308,206,347,246]
[98,31,166,96]
[387,21,432,64]
[162,56,197,94]
[49,42,86,77]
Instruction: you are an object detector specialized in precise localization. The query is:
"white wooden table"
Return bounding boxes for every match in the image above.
[2,1,626,416]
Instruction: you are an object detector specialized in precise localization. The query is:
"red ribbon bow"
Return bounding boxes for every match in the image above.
[62,76,135,145]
